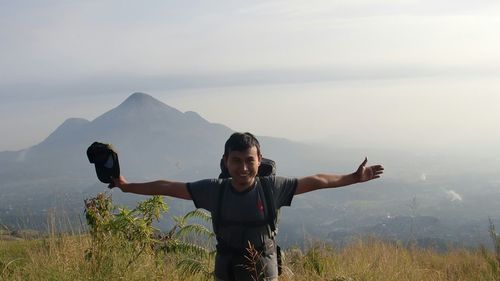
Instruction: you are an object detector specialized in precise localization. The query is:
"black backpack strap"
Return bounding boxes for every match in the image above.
[212,179,228,235]
[259,177,278,236]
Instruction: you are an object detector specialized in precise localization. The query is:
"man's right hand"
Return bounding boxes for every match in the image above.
[109,175,128,190]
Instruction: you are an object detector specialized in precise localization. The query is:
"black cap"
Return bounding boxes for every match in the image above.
[87,142,120,184]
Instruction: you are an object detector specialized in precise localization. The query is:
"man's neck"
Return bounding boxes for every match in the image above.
[231,178,256,192]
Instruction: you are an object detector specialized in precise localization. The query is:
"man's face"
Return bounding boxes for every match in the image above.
[224,146,262,189]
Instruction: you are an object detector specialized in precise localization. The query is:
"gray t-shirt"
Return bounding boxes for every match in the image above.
[187,176,298,280]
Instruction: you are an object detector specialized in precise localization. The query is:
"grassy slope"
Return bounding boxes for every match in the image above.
[1,235,498,281]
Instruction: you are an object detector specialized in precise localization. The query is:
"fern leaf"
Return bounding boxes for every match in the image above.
[176,224,214,239]
[183,209,212,222]
[176,258,212,277]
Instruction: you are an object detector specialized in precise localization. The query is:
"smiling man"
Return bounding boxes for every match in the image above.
[112,132,384,281]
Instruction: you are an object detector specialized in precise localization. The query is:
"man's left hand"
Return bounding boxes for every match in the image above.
[355,157,384,182]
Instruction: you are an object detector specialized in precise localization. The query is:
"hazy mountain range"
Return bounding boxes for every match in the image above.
[0,92,343,229]
[1,92,499,250]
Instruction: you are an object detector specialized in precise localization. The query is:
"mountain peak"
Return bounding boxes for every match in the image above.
[114,92,182,114]
[91,92,184,127]
[120,92,163,107]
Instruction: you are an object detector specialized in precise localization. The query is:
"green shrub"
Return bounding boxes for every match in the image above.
[83,193,214,280]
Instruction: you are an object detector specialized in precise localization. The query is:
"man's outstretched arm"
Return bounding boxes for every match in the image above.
[295,158,384,195]
[111,176,192,200]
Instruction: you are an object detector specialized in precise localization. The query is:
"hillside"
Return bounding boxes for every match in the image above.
[1,233,499,281]
[3,191,500,281]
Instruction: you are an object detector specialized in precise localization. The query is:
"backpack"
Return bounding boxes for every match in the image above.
[215,158,283,275]
[215,157,278,236]
[87,142,120,184]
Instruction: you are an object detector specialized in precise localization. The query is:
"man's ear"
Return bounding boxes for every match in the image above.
[258,154,262,165]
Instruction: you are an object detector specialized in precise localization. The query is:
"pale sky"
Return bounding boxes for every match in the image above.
[1,1,500,151]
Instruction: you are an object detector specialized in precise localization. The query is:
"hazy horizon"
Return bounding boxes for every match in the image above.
[1,1,499,152]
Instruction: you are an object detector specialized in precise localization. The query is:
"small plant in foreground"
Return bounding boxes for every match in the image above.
[242,241,263,281]
[161,209,215,279]
[84,193,167,277]
[83,192,214,280]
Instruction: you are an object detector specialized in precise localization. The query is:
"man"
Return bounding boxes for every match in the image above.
[111,132,384,281]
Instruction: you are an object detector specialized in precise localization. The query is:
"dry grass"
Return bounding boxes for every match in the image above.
[2,234,499,281]
[2,235,165,281]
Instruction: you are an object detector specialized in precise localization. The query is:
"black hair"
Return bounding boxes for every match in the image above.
[223,132,261,156]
